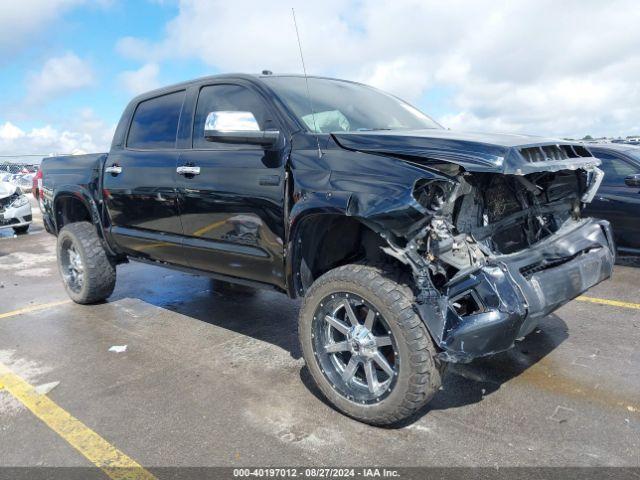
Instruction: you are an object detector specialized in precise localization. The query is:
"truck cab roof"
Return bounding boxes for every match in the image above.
[128,73,366,104]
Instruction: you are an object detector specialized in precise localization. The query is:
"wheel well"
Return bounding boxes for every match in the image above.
[295,215,387,293]
[55,195,92,231]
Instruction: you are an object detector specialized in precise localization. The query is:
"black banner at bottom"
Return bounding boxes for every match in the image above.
[0,467,638,480]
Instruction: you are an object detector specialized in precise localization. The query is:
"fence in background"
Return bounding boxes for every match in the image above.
[0,154,66,190]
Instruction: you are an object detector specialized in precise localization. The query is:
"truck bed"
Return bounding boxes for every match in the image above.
[39,153,108,234]
[40,153,108,189]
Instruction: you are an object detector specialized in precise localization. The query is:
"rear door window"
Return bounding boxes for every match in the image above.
[127,91,186,149]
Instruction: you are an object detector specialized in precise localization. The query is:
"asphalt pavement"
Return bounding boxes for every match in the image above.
[0,211,638,476]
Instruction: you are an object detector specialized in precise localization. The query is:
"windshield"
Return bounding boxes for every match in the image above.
[263,77,442,133]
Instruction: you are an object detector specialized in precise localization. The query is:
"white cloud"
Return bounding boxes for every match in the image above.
[118,63,161,95]
[0,123,24,142]
[116,37,154,62]
[360,56,432,101]
[0,110,114,156]
[116,0,640,137]
[0,1,83,54]
[27,53,95,105]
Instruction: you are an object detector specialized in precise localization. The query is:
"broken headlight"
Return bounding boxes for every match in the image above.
[10,195,29,208]
[413,179,451,212]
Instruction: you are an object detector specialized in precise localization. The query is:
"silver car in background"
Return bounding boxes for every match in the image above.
[0,181,32,234]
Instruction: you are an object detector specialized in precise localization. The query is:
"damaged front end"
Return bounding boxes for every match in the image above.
[366,144,614,363]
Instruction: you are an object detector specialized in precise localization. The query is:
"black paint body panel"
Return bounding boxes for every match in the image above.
[103,149,186,265]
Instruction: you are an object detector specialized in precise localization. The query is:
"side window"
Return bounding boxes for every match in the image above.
[193,84,272,149]
[596,152,636,185]
[127,91,185,149]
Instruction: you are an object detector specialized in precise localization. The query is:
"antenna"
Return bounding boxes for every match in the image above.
[291,8,321,157]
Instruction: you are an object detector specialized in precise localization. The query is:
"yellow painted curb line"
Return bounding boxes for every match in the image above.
[0,300,72,319]
[577,296,640,311]
[0,362,156,480]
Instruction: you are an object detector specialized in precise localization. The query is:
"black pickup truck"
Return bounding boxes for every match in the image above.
[40,74,614,426]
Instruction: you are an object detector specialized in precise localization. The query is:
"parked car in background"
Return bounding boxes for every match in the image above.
[585,144,640,255]
[0,181,32,234]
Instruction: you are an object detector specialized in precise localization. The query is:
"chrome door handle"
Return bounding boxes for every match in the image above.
[105,165,122,175]
[176,166,201,176]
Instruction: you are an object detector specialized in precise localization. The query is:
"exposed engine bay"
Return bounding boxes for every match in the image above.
[384,166,602,286]
[379,163,610,361]
[456,171,582,254]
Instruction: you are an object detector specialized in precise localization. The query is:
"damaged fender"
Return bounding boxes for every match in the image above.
[289,135,615,363]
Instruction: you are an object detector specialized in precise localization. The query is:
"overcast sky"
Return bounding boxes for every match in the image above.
[1,0,639,155]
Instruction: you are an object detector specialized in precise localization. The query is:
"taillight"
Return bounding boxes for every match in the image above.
[33,168,44,211]
[33,168,42,197]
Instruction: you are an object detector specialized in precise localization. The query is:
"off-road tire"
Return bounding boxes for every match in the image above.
[299,264,445,426]
[57,222,116,304]
[13,225,29,234]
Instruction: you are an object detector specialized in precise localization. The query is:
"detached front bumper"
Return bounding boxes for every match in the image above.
[418,218,615,363]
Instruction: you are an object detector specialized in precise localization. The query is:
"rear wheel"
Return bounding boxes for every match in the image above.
[299,264,445,426]
[57,222,116,304]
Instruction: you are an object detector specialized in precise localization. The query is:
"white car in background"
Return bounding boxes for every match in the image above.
[0,181,32,234]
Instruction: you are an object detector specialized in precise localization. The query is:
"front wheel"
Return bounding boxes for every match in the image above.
[299,264,445,426]
[13,225,29,234]
[57,222,116,304]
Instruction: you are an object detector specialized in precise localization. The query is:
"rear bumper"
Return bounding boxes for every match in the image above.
[419,218,615,362]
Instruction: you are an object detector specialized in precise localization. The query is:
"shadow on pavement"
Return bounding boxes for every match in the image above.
[616,255,640,268]
[111,273,303,360]
[110,262,569,427]
[300,313,569,427]
[429,314,569,411]
[0,223,44,239]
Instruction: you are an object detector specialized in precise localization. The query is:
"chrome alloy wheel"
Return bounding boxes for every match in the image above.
[311,292,398,404]
[60,238,84,293]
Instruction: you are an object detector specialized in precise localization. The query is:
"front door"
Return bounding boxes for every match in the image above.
[177,83,287,288]
[103,90,187,265]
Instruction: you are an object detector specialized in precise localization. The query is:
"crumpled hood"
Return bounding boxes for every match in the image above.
[331,129,601,175]
[0,181,17,199]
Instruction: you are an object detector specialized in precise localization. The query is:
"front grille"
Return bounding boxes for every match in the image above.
[520,144,592,163]
[0,195,15,208]
[520,257,573,278]
[519,248,599,278]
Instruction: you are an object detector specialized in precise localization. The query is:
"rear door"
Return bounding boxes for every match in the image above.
[585,151,640,250]
[103,90,188,265]
[176,82,288,288]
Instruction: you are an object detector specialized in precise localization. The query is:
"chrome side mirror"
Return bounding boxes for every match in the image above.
[204,111,279,146]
